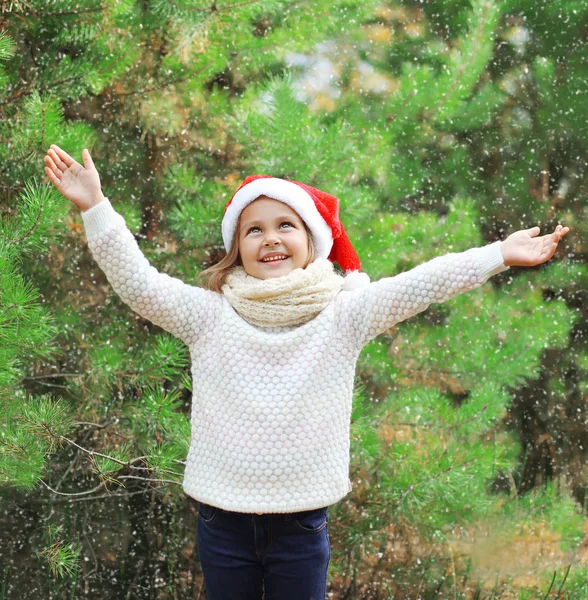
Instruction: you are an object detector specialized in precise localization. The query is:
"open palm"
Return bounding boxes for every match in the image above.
[501,225,570,267]
[43,145,104,212]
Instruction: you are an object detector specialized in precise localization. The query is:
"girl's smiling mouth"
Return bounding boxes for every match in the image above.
[260,254,291,264]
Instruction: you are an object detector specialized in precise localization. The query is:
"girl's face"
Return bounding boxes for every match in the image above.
[237,196,311,279]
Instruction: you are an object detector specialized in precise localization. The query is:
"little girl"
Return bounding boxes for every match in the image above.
[44,145,569,600]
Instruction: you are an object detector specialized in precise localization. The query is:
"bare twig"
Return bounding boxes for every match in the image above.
[26,486,174,505]
[39,478,107,497]
[22,373,84,379]
[117,475,181,486]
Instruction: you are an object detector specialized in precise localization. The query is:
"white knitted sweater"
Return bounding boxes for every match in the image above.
[81,198,509,514]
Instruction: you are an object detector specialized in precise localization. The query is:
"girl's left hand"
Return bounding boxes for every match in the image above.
[500,225,570,267]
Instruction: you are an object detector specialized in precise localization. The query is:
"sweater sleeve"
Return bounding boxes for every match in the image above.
[335,241,509,351]
[81,198,220,346]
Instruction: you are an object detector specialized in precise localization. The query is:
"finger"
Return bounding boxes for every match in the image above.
[44,165,60,186]
[44,154,64,177]
[48,148,70,172]
[548,242,557,258]
[49,144,76,168]
[539,240,556,262]
[526,226,540,237]
[81,148,95,170]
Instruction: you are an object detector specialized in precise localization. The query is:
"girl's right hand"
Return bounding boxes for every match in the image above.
[43,145,105,212]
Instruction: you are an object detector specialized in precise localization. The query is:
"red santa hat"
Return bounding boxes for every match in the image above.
[222,175,371,290]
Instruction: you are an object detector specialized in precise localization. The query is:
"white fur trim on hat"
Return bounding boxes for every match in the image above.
[222,178,334,258]
[342,270,371,291]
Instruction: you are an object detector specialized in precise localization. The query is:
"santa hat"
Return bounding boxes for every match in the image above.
[222,175,370,291]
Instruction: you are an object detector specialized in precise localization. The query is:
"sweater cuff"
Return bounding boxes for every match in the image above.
[477,240,509,279]
[81,197,126,241]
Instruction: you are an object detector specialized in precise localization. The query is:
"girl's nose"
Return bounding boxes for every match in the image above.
[263,237,281,246]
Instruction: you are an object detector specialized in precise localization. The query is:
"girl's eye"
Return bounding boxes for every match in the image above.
[247,222,294,234]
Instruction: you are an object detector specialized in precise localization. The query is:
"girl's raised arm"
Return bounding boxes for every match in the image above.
[336,226,569,351]
[44,145,220,346]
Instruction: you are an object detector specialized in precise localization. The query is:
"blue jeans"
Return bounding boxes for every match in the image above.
[196,501,331,600]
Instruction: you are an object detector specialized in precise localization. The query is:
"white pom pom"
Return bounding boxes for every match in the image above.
[342,270,371,291]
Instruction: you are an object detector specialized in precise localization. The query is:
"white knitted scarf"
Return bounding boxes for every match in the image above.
[221,258,345,327]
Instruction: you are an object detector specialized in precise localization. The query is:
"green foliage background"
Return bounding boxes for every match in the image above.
[0,0,586,598]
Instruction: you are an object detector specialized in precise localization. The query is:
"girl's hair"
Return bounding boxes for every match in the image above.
[197,215,317,293]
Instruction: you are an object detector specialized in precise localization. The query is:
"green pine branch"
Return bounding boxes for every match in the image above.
[428,0,503,125]
[36,523,80,579]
